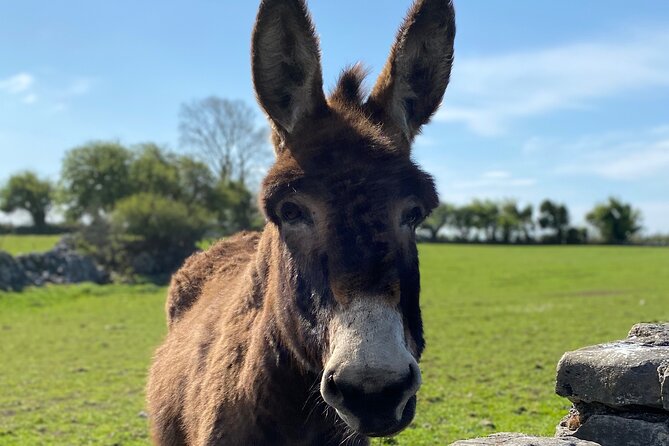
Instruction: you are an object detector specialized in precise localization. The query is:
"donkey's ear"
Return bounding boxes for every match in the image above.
[252,0,327,139]
[367,0,455,148]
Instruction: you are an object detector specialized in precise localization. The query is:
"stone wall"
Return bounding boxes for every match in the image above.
[0,236,108,291]
[451,433,599,445]
[451,323,669,446]
[555,323,669,446]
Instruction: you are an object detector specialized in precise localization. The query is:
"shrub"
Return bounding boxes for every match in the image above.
[111,193,212,278]
[73,193,213,280]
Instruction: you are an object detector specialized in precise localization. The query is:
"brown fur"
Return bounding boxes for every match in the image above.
[147,1,455,444]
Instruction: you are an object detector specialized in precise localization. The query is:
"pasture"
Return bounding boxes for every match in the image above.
[0,244,668,445]
[0,235,61,256]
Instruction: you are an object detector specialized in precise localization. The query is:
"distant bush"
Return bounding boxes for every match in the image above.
[75,193,212,281]
[112,193,212,278]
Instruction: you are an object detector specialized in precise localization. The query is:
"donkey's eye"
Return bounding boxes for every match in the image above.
[280,202,305,224]
[402,206,424,227]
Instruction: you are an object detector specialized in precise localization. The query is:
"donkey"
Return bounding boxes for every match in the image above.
[146,0,455,444]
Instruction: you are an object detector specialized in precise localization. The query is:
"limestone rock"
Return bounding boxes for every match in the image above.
[556,341,669,409]
[0,251,28,292]
[569,414,669,446]
[555,406,582,437]
[661,363,669,412]
[629,323,669,347]
[450,433,600,445]
[556,324,669,445]
[0,237,108,292]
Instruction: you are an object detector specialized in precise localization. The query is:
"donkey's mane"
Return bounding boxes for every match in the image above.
[330,65,369,107]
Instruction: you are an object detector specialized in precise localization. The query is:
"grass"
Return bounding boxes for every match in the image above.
[1,245,668,445]
[0,235,62,256]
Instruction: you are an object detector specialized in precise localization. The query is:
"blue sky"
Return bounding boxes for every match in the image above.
[1,1,669,233]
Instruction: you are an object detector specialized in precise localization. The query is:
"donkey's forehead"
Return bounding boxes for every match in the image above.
[263,152,438,209]
[284,109,394,163]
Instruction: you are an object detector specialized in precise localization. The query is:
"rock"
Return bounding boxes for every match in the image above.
[628,323,669,347]
[661,363,669,411]
[556,323,669,445]
[556,341,669,410]
[1,237,109,291]
[450,433,600,446]
[555,407,582,437]
[16,241,109,286]
[0,251,27,292]
[569,414,669,446]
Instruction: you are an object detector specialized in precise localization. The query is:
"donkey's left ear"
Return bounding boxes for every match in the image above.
[367,0,455,148]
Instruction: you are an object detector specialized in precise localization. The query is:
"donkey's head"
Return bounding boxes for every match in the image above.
[252,0,454,437]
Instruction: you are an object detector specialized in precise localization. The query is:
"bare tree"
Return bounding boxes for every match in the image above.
[178,97,270,185]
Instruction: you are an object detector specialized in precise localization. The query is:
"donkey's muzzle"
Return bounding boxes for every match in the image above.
[321,363,420,436]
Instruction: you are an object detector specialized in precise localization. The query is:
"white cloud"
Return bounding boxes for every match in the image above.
[592,141,669,180]
[437,28,669,135]
[62,77,93,97]
[651,124,669,135]
[451,171,536,191]
[482,170,511,180]
[549,126,669,180]
[0,72,93,110]
[49,103,69,113]
[22,93,38,104]
[0,72,35,94]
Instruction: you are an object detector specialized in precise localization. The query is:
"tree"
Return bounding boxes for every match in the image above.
[470,199,499,242]
[0,171,53,229]
[586,197,642,244]
[421,203,453,242]
[129,144,229,213]
[517,204,534,243]
[498,200,522,244]
[452,205,475,241]
[174,155,217,211]
[565,227,588,244]
[59,141,133,221]
[210,180,264,234]
[179,97,270,185]
[538,200,570,244]
[128,143,181,200]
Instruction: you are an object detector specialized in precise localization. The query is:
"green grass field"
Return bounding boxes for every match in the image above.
[0,235,61,256]
[1,245,668,445]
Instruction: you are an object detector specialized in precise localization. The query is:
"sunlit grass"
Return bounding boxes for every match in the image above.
[0,235,62,256]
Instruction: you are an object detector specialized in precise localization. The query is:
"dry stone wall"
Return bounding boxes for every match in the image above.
[0,236,108,291]
[450,433,599,446]
[451,323,669,446]
[555,323,669,446]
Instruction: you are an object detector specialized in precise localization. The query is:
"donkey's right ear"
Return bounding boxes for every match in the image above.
[252,0,327,140]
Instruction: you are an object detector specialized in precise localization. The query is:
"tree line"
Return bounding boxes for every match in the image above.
[420,198,643,245]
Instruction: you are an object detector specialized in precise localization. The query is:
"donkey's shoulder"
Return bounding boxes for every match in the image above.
[165,231,262,329]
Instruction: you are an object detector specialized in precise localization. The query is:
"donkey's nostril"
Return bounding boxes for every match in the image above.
[324,372,342,402]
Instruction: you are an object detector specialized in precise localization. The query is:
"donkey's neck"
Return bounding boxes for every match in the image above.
[236,226,366,445]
